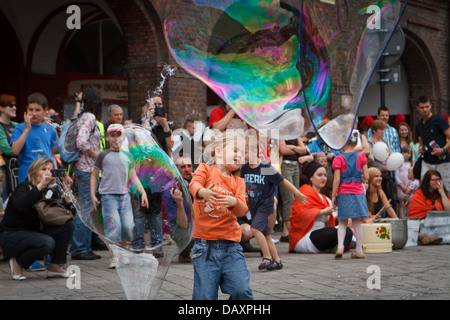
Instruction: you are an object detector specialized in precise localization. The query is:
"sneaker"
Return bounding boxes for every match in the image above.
[267,260,283,271]
[28,261,45,272]
[258,258,273,270]
[108,258,118,269]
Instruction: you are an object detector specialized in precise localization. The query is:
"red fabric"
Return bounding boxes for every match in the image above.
[209,107,225,128]
[289,184,335,252]
[395,114,405,127]
[408,188,446,219]
[361,116,374,128]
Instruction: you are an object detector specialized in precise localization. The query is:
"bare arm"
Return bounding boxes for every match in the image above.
[331,169,340,206]
[170,188,188,229]
[11,112,32,155]
[280,178,308,205]
[211,109,236,131]
[90,168,100,210]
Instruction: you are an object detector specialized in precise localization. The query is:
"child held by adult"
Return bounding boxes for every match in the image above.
[395,145,414,218]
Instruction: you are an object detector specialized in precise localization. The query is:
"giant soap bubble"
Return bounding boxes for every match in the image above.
[70,124,193,300]
[164,0,408,149]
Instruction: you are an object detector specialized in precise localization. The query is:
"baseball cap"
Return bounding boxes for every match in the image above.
[107,123,124,134]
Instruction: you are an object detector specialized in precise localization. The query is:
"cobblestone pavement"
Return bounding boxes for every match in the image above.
[0,232,449,301]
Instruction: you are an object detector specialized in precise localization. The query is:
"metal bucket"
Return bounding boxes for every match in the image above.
[377,218,408,250]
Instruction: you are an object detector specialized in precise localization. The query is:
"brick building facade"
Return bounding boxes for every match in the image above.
[0,0,448,129]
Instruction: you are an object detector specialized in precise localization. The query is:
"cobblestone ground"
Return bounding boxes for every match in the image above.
[0,232,449,301]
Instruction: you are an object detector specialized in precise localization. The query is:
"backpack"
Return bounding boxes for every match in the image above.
[59,119,81,164]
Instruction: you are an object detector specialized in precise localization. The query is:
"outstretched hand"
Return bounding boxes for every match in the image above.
[295,191,308,205]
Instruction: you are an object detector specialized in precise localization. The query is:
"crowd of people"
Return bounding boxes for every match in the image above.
[0,88,448,300]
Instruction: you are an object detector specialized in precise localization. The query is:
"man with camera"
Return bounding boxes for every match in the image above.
[135,96,173,253]
[143,96,173,156]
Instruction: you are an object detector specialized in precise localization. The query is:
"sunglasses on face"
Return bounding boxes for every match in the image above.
[6,104,17,108]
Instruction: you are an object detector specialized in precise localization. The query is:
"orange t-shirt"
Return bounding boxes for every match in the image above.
[189,163,248,242]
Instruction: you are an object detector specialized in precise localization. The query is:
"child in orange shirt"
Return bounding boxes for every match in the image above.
[189,131,253,300]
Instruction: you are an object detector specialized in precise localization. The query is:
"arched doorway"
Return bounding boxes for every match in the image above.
[358,29,441,131]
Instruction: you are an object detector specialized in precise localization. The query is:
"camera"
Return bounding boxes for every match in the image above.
[154,106,165,118]
[51,169,67,178]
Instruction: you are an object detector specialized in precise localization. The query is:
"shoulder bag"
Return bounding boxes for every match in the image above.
[34,198,74,231]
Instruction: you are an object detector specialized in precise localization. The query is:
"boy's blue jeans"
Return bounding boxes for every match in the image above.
[101,193,134,243]
[192,239,254,300]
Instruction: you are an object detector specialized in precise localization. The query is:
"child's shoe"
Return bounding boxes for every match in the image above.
[351,252,365,259]
[334,248,344,259]
[258,258,273,270]
[267,259,283,271]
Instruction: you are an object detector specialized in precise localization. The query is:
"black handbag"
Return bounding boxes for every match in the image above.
[34,198,74,231]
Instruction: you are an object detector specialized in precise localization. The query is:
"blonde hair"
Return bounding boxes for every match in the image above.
[27,158,54,186]
[203,130,245,164]
[366,167,382,213]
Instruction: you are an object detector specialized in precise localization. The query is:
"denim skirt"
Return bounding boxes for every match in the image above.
[337,193,369,219]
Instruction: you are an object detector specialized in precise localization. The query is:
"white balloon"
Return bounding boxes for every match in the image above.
[386,152,404,171]
[373,142,389,162]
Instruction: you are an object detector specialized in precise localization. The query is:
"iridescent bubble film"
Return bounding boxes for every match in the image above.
[71,124,193,299]
[164,0,408,148]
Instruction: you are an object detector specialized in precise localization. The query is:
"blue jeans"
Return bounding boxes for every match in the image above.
[71,168,93,256]
[101,193,134,243]
[192,239,254,300]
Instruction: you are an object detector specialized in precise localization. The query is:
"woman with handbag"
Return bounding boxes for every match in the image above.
[0,158,75,280]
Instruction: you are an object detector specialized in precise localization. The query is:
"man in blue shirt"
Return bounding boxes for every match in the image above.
[415,96,450,190]
[11,93,57,183]
[367,106,401,153]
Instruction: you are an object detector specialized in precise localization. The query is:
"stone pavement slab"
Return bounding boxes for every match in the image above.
[1,232,449,301]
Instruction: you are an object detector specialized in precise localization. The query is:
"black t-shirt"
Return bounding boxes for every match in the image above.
[152,123,173,155]
[241,161,284,215]
[0,122,15,143]
[415,114,450,164]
